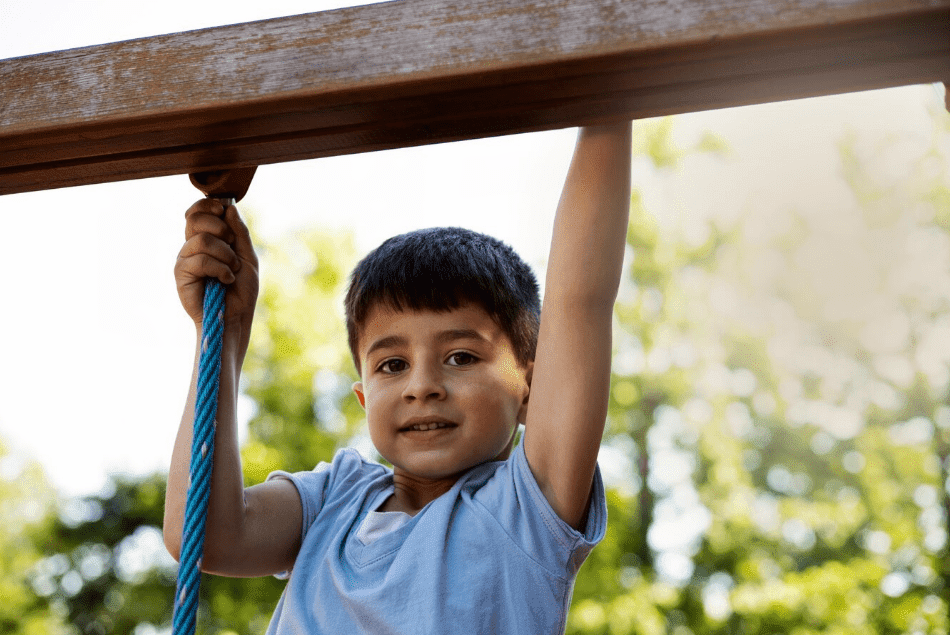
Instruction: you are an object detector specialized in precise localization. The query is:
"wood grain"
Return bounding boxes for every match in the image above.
[2,0,949,195]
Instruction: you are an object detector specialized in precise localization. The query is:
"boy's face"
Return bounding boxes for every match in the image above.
[352,302,532,481]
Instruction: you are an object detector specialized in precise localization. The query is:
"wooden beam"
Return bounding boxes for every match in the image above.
[2,0,949,196]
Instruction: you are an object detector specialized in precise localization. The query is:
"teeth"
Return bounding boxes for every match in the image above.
[409,422,450,431]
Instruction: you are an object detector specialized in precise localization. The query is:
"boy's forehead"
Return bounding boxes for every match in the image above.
[358,302,501,353]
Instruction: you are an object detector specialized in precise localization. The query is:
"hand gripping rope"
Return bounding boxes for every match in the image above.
[173,167,256,635]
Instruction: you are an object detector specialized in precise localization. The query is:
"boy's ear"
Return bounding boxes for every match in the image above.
[352,382,366,409]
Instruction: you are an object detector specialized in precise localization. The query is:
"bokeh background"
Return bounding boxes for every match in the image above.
[1,1,948,633]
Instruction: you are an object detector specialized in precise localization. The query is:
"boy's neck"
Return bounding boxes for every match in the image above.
[379,469,462,516]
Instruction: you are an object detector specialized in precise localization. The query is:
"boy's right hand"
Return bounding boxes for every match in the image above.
[175,198,259,327]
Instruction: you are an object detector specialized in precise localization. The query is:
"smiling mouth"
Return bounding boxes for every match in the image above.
[401,421,456,432]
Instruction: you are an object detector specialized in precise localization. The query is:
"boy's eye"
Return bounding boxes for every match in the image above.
[379,359,407,374]
[447,352,476,366]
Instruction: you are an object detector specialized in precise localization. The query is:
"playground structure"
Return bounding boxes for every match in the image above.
[2,0,948,196]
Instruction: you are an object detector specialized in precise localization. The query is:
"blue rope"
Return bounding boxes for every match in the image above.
[173,277,225,635]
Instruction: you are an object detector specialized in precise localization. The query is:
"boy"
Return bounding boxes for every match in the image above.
[164,122,632,633]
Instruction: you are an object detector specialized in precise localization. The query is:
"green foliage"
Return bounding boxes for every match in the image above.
[241,227,362,481]
[566,106,950,634]
[27,473,175,634]
[0,441,70,634]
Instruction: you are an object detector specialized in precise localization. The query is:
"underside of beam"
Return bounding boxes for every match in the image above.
[2,0,949,195]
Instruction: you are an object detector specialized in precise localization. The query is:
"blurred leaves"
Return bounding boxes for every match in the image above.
[0,440,69,634]
[565,96,950,634]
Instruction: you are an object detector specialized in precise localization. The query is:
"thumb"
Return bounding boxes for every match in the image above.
[226,204,258,267]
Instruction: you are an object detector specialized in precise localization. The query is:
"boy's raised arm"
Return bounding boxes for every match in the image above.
[523,123,632,531]
[163,199,303,577]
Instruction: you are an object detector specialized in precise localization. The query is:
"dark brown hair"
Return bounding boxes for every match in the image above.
[344,227,540,375]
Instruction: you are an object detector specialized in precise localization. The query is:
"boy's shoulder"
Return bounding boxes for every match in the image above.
[314,446,391,482]
[269,447,390,508]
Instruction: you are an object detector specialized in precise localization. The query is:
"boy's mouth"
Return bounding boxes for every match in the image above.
[399,418,457,432]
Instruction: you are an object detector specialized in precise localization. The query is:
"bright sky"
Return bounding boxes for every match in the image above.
[0,0,945,499]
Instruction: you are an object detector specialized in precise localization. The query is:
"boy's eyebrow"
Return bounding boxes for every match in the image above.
[365,329,489,359]
[437,328,489,346]
[365,335,405,359]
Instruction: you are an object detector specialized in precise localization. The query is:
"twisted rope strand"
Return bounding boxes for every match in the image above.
[173,277,225,635]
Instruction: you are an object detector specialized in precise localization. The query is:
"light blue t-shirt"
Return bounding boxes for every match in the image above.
[264,440,607,634]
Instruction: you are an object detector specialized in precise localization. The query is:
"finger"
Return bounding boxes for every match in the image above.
[184,198,226,220]
[178,233,241,274]
[185,212,235,243]
[226,205,258,268]
[176,252,237,285]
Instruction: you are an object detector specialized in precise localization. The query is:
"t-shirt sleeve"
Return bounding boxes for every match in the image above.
[266,448,369,576]
[267,462,332,538]
[486,440,607,577]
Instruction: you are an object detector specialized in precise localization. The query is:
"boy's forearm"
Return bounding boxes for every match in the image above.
[545,123,632,305]
[163,323,250,563]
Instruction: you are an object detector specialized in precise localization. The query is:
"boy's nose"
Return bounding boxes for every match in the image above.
[401,364,446,402]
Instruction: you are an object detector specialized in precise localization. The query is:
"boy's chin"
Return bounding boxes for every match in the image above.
[388,455,487,481]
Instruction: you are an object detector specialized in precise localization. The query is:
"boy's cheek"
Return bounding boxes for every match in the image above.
[497,360,531,394]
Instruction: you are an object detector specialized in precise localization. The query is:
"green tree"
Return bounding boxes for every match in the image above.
[0,438,71,634]
[28,473,175,634]
[568,95,949,634]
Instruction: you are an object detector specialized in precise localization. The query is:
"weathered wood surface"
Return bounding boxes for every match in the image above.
[2,0,949,195]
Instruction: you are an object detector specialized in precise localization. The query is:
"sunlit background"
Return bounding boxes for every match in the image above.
[1,1,948,633]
